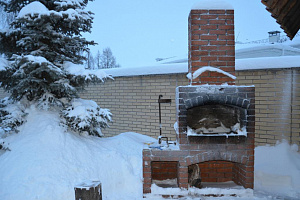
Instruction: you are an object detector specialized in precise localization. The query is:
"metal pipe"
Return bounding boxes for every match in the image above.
[159,137,169,147]
[158,95,163,136]
[157,95,172,144]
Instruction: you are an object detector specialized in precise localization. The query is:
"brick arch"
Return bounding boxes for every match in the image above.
[180,150,252,188]
[184,94,250,110]
[183,150,247,167]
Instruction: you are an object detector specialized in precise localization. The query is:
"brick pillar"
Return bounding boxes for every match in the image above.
[188,6,235,85]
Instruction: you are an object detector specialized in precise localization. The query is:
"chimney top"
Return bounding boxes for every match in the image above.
[268,30,281,43]
[192,0,233,10]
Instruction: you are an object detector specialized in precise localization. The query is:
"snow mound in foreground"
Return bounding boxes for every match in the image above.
[255,140,300,198]
[0,106,300,199]
[0,106,156,200]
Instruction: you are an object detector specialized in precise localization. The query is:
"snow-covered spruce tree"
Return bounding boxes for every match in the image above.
[0,1,14,29]
[0,0,112,137]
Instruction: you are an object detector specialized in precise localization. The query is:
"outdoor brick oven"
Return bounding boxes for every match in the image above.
[143,1,255,194]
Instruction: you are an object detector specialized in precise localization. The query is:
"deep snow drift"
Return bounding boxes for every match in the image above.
[0,106,156,200]
[0,107,300,200]
[255,141,300,198]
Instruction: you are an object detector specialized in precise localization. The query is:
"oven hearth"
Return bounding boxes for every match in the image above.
[143,85,255,194]
[142,0,255,195]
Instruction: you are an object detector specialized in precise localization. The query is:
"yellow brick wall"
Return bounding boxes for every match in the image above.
[80,74,188,141]
[1,68,299,147]
[236,68,300,146]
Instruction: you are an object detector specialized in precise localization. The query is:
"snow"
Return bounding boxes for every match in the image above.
[236,43,300,60]
[236,42,300,53]
[23,55,49,64]
[75,180,102,189]
[148,183,254,199]
[54,0,82,8]
[284,36,300,48]
[0,106,156,200]
[192,0,233,10]
[236,56,300,71]
[17,1,49,19]
[62,98,112,136]
[103,63,188,77]
[255,140,300,198]
[17,1,91,22]
[187,66,236,80]
[63,61,112,81]
[0,107,300,199]
[0,57,8,71]
[145,138,179,151]
[0,98,27,133]
[2,54,300,79]
[187,126,247,137]
[66,99,99,118]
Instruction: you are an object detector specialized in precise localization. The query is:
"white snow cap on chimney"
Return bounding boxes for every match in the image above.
[192,0,233,10]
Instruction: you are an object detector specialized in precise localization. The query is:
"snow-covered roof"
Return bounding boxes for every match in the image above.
[103,63,188,77]
[103,54,300,77]
[105,53,300,76]
[236,56,300,71]
[236,43,300,59]
[157,40,300,65]
[64,61,111,81]
[283,37,300,49]
[192,0,233,10]
[1,54,299,78]
[1,38,300,78]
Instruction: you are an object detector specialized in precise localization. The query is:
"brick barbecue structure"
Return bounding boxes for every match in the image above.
[142,1,255,194]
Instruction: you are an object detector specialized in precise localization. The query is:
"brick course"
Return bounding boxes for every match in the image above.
[142,5,257,194]
[0,65,298,147]
[236,68,300,146]
[76,67,300,147]
[188,9,235,85]
[80,74,188,141]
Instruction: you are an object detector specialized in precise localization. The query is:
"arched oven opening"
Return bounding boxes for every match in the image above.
[187,104,247,136]
[188,160,247,189]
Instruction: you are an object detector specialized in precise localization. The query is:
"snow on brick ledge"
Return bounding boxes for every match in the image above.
[192,0,233,10]
[187,66,237,80]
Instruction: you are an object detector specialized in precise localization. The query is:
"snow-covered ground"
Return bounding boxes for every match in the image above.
[0,107,299,200]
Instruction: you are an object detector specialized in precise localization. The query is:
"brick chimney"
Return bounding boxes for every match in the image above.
[142,2,255,194]
[188,1,235,85]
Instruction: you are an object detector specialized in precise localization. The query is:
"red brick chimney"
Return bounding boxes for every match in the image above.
[188,1,235,85]
[142,2,255,194]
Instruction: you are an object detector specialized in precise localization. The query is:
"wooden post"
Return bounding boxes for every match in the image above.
[75,181,102,200]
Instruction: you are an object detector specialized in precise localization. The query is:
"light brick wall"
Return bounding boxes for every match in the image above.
[291,69,300,147]
[80,74,188,141]
[1,68,299,147]
[236,68,300,146]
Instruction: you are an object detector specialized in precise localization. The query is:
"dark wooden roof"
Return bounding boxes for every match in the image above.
[261,0,300,40]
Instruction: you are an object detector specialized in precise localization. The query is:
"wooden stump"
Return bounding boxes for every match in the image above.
[75,181,102,200]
